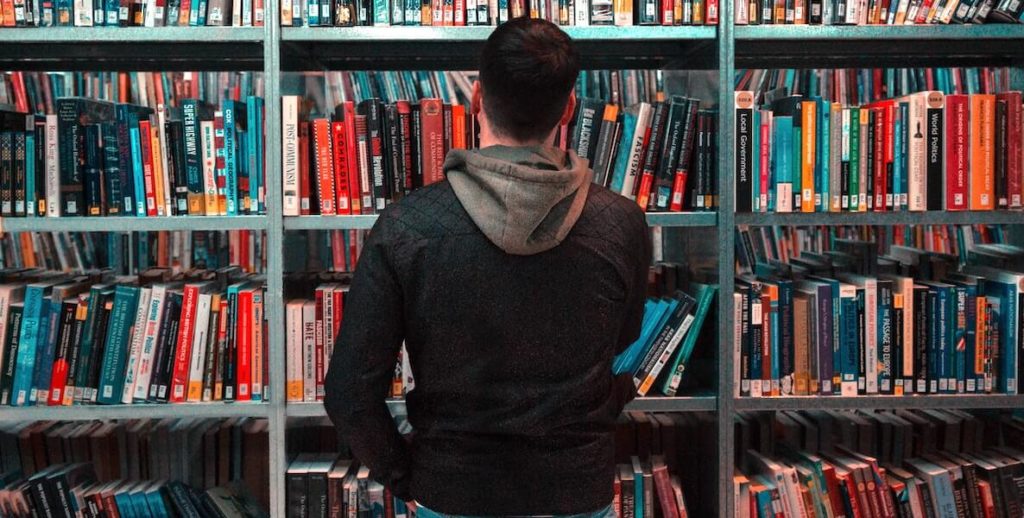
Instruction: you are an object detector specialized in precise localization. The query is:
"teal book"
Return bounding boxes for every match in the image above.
[661,284,718,396]
[773,116,793,212]
[373,0,389,25]
[25,132,35,216]
[631,457,644,518]
[627,298,679,376]
[247,96,264,214]
[848,107,860,211]
[129,118,147,216]
[129,486,151,518]
[97,285,140,404]
[73,284,113,402]
[114,486,137,518]
[222,100,244,216]
[613,300,669,375]
[11,280,58,406]
[28,297,57,404]
[144,484,171,518]
[817,97,829,213]
[608,111,637,195]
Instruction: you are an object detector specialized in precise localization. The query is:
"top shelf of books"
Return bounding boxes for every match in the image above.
[735,25,1024,68]
[279,26,719,70]
[0,27,265,71]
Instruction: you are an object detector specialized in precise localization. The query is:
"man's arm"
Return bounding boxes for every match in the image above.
[613,212,653,410]
[323,216,411,500]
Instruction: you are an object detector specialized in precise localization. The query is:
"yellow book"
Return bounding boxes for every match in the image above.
[801,101,816,213]
[969,94,995,210]
[150,126,166,217]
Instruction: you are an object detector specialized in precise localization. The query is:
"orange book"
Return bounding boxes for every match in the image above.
[970,94,995,210]
[312,118,336,215]
[451,104,467,150]
[150,125,166,217]
[801,100,816,213]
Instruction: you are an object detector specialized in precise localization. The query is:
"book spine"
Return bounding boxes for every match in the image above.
[420,99,445,187]
[637,102,668,210]
[945,94,969,211]
[224,102,241,215]
[332,121,351,214]
[169,284,199,403]
[97,286,139,404]
[120,287,152,404]
[970,94,996,211]
[313,118,337,215]
[183,100,207,215]
[47,300,79,405]
[132,285,165,401]
[282,96,301,216]
[236,288,252,401]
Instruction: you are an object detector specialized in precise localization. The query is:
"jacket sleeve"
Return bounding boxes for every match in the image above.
[612,210,653,410]
[323,214,412,501]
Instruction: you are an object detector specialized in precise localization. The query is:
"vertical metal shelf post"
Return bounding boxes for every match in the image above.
[716,13,737,518]
[264,2,288,515]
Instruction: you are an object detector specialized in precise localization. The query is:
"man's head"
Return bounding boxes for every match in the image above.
[472,18,580,146]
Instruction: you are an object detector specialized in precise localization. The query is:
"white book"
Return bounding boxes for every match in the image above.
[157,105,174,215]
[322,284,336,360]
[0,285,25,382]
[286,300,304,402]
[144,0,157,25]
[200,119,219,215]
[401,343,414,395]
[281,0,293,25]
[121,287,153,404]
[132,285,167,402]
[302,300,317,402]
[735,0,749,23]
[74,0,93,25]
[187,293,213,402]
[908,93,928,212]
[733,292,743,398]
[282,96,300,217]
[620,102,653,200]
[750,298,763,398]
[574,0,589,24]
[45,115,60,217]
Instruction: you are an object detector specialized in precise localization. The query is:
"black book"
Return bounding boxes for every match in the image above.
[0,131,12,217]
[410,102,423,190]
[591,109,621,189]
[442,103,452,157]
[357,99,388,212]
[987,0,1024,20]
[166,481,202,518]
[569,98,604,166]
[151,290,183,403]
[384,104,404,205]
[224,285,240,401]
[925,92,944,211]
[84,124,104,217]
[735,92,754,213]
[690,112,708,211]
[27,465,63,518]
[0,303,24,405]
[165,107,189,216]
[181,100,214,216]
[307,456,334,518]
[287,458,310,518]
[56,98,116,216]
[652,97,687,212]
[99,123,121,216]
[995,99,1009,209]
[12,130,25,217]
[84,292,115,403]
[48,300,80,404]
[31,115,46,217]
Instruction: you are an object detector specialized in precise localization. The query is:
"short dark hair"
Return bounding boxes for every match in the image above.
[478,18,581,142]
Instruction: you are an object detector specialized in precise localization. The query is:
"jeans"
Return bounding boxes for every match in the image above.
[414,503,616,518]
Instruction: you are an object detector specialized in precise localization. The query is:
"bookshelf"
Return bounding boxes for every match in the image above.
[3,7,1024,517]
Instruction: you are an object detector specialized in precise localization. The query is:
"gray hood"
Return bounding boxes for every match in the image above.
[444,145,593,256]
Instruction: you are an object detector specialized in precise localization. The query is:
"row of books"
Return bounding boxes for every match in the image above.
[281,0,719,26]
[0,418,269,509]
[313,70,665,112]
[734,408,1024,518]
[0,267,269,407]
[737,68,1010,117]
[0,95,267,218]
[734,0,1024,25]
[0,0,266,27]
[2,71,263,118]
[734,227,1024,397]
[743,224,1007,272]
[0,230,266,276]
[284,281,348,403]
[287,230,365,274]
[285,455,409,518]
[734,88,1024,213]
[612,283,717,397]
[575,98,719,212]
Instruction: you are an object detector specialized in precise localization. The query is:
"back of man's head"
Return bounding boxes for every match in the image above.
[478,18,581,143]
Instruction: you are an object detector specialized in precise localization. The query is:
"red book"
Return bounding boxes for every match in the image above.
[884,103,896,210]
[236,288,253,401]
[298,121,312,216]
[705,0,718,23]
[420,99,445,186]
[451,104,467,150]
[839,470,864,518]
[661,0,673,24]
[822,463,845,518]
[995,92,1022,209]
[332,285,345,340]
[354,115,374,215]
[945,94,969,211]
[48,298,83,406]
[138,119,158,217]
[178,0,191,24]
[169,283,200,403]
[331,121,352,215]
[312,118,336,215]
[314,286,326,400]
[870,105,887,211]
[454,0,464,24]
[651,458,680,518]
[338,102,362,214]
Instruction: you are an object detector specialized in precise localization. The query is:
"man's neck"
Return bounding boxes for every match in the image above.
[477,127,556,149]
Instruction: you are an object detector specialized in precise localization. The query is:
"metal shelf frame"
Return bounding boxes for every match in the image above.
[2,15,1023,518]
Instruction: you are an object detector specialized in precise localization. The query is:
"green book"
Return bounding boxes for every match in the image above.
[660,283,718,396]
[97,285,140,405]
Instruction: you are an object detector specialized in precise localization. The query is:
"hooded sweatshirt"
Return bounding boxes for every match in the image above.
[324,144,651,515]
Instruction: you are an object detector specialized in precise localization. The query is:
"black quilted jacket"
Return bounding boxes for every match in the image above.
[324,146,651,515]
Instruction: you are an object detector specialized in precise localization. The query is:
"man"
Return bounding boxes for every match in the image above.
[324,17,651,517]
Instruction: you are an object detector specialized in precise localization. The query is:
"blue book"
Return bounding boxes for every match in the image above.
[247,96,264,214]
[661,284,717,396]
[11,279,59,406]
[608,111,637,194]
[114,486,137,518]
[222,100,240,216]
[144,484,170,518]
[628,298,678,377]
[28,297,58,405]
[129,119,147,216]
[613,300,669,375]
[129,486,151,518]
[818,97,829,213]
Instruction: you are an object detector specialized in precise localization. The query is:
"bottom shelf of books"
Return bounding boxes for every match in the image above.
[0,417,270,517]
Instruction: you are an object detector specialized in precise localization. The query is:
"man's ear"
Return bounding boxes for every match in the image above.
[471,81,483,116]
[559,91,576,126]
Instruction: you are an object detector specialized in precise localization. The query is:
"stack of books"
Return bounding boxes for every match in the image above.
[735,409,1024,518]
[0,418,268,516]
[0,266,269,407]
